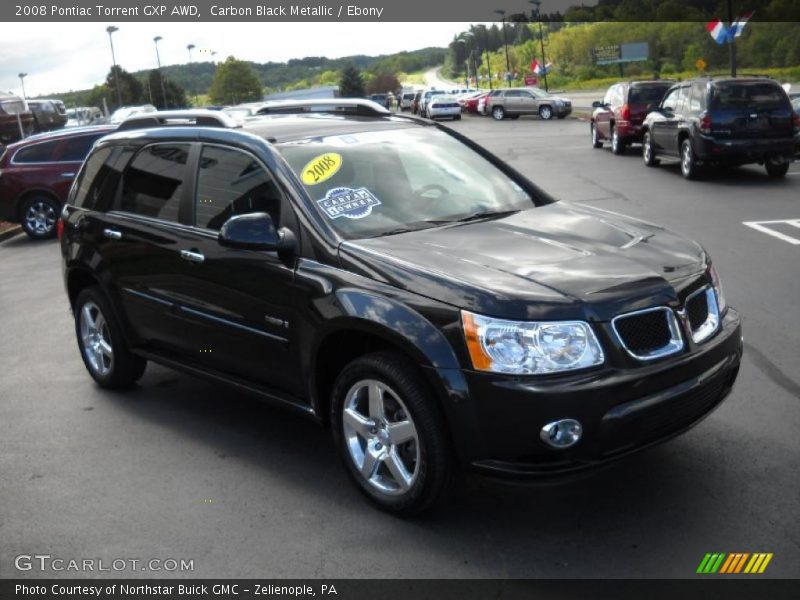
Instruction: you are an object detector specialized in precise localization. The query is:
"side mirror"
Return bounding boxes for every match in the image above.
[218,212,296,253]
[592,100,605,109]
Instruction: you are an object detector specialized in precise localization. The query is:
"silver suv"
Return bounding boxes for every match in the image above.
[486,87,572,121]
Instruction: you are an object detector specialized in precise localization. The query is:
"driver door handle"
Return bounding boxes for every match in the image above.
[180,249,205,264]
[103,228,122,240]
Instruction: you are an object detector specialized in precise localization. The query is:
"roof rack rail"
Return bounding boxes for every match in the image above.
[117,110,239,131]
[255,98,390,117]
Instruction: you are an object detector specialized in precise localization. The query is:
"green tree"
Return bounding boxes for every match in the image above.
[208,56,264,105]
[147,70,189,109]
[105,66,144,109]
[339,64,365,97]
[366,72,401,94]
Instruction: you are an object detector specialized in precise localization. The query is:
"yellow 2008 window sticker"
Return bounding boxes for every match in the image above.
[301,152,342,185]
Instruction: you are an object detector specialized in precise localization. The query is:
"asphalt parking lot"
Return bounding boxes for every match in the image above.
[1,115,798,579]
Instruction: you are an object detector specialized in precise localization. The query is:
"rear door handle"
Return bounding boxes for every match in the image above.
[103,228,122,240]
[180,249,205,264]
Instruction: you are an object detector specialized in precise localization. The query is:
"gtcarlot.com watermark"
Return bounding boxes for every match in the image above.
[15,554,194,573]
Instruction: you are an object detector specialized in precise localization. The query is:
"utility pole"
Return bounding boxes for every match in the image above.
[495,10,511,86]
[187,44,196,106]
[529,0,549,91]
[153,36,168,109]
[727,0,737,77]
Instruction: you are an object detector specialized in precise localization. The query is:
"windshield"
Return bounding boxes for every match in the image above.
[277,126,533,239]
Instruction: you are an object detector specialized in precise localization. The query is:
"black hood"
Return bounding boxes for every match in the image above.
[339,203,707,321]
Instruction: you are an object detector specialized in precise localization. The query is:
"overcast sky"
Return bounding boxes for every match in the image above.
[1,22,478,97]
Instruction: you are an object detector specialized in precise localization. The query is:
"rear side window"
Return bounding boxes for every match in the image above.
[73,146,133,211]
[195,145,282,231]
[13,140,60,163]
[120,144,189,222]
[61,135,103,162]
[710,82,790,110]
[629,85,671,105]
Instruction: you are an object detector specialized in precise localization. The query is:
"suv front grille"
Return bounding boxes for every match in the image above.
[685,286,720,344]
[612,307,684,361]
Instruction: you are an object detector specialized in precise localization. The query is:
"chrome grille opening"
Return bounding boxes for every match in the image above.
[686,286,720,344]
[612,306,684,361]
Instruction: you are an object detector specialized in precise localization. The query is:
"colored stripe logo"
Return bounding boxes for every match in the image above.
[697,553,773,574]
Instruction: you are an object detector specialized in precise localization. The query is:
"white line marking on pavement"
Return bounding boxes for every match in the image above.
[743,219,800,245]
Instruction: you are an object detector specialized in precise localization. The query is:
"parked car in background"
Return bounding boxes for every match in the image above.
[28,99,68,133]
[642,77,798,179]
[108,105,157,124]
[411,91,422,115]
[485,87,572,121]
[0,92,35,146]
[0,125,115,238]
[464,92,489,114]
[369,94,390,109]
[426,96,461,120]
[591,80,674,154]
[418,90,441,117]
[66,106,104,127]
[222,104,265,124]
[400,92,416,111]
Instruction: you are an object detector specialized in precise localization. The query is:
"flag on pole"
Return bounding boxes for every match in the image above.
[530,59,553,75]
[706,18,729,44]
[728,11,754,40]
[530,58,540,73]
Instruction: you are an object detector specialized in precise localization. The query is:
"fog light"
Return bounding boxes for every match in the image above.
[540,419,582,449]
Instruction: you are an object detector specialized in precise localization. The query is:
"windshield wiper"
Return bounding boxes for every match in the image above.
[425,209,520,225]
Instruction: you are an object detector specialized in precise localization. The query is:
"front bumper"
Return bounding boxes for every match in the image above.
[694,134,796,163]
[460,308,742,479]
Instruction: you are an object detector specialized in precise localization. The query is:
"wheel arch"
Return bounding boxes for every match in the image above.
[15,188,62,221]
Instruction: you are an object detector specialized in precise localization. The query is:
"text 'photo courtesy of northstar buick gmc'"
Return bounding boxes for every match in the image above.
[59,103,742,515]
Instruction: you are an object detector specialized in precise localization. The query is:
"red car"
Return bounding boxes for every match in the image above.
[0,126,115,239]
[591,80,673,154]
[464,92,489,114]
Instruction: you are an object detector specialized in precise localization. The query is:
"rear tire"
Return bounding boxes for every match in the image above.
[611,126,625,155]
[20,195,60,239]
[765,158,790,178]
[330,351,454,516]
[680,139,700,180]
[74,286,146,389]
[642,131,659,166]
[492,106,505,120]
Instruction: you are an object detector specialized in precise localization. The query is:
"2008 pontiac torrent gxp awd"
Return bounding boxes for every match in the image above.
[60,103,742,515]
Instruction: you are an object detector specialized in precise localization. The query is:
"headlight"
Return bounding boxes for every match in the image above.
[461,311,605,375]
[709,264,727,313]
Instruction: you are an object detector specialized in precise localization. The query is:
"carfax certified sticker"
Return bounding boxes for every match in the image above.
[317,187,381,219]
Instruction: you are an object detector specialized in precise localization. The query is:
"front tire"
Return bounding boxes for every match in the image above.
[765,158,790,178]
[20,195,60,239]
[591,123,602,148]
[642,131,659,166]
[74,287,146,388]
[539,105,553,120]
[492,106,505,120]
[331,351,453,515]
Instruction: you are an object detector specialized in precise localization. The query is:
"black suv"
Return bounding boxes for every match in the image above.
[642,77,799,178]
[60,104,742,515]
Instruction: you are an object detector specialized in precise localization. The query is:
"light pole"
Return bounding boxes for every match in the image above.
[529,0,549,91]
[494,9,511,86]
[479,27,493,90]
[153,36,168,109]
[455,38,469,89]
[18,73,27,99]
[105,26,123,108]
[187,44,196,106]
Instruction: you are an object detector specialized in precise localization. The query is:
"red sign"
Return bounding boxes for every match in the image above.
[524,75,539,87]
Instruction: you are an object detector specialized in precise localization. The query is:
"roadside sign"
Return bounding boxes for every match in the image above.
[524,75,539,87]
[592,42,649,65]
[696,58,707,71]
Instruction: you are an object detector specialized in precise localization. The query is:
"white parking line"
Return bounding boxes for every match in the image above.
[743,219,800,245]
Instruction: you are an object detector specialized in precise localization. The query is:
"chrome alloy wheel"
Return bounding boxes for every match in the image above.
[342,379,420,496]
[24,201,56,236]
[79,301,113,377]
